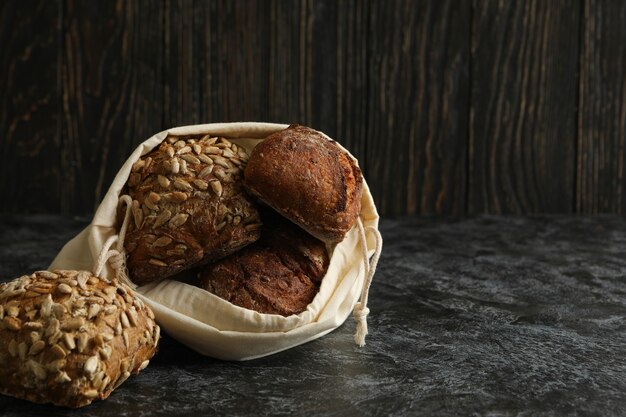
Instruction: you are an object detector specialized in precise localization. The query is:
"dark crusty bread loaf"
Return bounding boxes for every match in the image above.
[123,135,262,285]
[0,270,159,408]
[244,125,363,242]
[197,213,329,316]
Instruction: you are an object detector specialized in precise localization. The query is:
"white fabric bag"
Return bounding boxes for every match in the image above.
[50,122,382,361]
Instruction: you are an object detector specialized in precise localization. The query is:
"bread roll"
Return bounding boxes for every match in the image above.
[244,125,362,242]
[123,135,261,285]
[0,270,159,408]
[197,213,329,316]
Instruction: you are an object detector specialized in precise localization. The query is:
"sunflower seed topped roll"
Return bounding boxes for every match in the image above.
[0,270,159,408]
[123,135,261,285]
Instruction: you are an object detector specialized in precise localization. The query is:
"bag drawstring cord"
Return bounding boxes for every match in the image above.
[93,195,137,289]
[354,217,383,347]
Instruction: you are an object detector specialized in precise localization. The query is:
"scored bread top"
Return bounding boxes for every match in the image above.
[244,125,363,242]
[0,270,159,408]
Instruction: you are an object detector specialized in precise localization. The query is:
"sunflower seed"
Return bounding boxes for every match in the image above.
[171,191,188,202]
[8,339,18,357]
[133,203,144,229]
[176,146,192,155]
[170,158,180,174]
[4,316,21,331]
[28,359,47,380]
[173,179,193,191]
[123,330,130,348]
[169,213,189,227]
[50,343,66,359]
[84,389,99,399]
[149,258,167,267]
[143,156,153,171]
[45,319,60,337]
[63,317,85,331]
[101,375,112,391]
[205,146,221,155]
[18,342,27,360]
[192,144,202,155]
[114,371,131,390]
[153,209,172,229]
[245,223,262,232]
[0,305,3,319]
[103,305,117,315]
[209,180,223,197]
[6,305,19,317]
[213,156,231,169]
[156,175,170,188]
[63,333,76,351]
[181,154,201,165]
[166,249,185,256]
[193,179,208,190]
[103,333,114,342]
[77,333,89,352]
[57,283,72,295]
[120,311,130,328]
[153,236,172,247]
[154,324,161,342]
[214,168,229,182]
[233,215,242,226]
[222,148,236,158]
[180,159,189,174]
[115,321,122,335]
[74,297,87,309]
[84,355,99,376]
[215,221,226,232]
[52,303,66,317]
[77,273,89,290]
[93,370,105,388]
[174,140,185,148]
[99,345,113,361]
[139,360,150,371]
[88,304,101,319]
[147,308,155,320]
[128,172,141,187]
[144,196,159,211]
[29,340,45,355]
[56,371,72,383]
[199,165,214,177]
[175,244,188,251]
[29,331,41,345]
[38,271,58,279]
[198,154,213,164]
[165,145,175,157]
[131,159,145,172]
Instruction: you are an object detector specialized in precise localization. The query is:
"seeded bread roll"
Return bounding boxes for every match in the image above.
[197,213,329,316]
[0,270,159,408]
[244,125,363,243]
[123,135,261,285]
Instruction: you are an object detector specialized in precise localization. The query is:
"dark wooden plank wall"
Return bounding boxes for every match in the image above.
[1,0,625,217]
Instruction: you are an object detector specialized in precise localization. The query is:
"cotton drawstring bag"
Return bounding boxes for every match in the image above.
[50,122,382,361]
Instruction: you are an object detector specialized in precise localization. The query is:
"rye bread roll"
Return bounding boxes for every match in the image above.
[197,213,329,316]
[0,270,159,408]
[244,125,363,243]
[123,135,262,285]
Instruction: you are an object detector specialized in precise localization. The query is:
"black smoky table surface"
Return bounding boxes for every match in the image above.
[1,214,625,416]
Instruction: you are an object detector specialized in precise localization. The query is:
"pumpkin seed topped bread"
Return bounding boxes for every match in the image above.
[123,135,262,285]
[0,270,159,408]
[244,125,363,243]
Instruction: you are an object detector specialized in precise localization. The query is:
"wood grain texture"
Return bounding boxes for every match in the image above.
[62,0,163,213]
[577,0,626,213]
[0,0,61,213]
[469,0,580,214]
[365,0,470,216]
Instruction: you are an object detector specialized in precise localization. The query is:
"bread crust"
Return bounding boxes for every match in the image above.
[0,270,159,408]
[123,135,261,285]
[197,214,329,316]
[244,125,363,242]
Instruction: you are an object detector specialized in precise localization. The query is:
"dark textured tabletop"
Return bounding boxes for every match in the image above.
[1,215,626,416]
